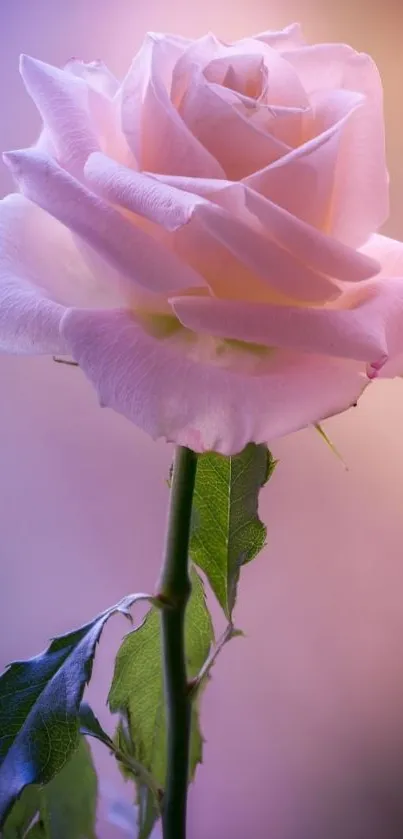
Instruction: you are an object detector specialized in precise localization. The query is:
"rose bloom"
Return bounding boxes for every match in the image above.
[1,24,403,453]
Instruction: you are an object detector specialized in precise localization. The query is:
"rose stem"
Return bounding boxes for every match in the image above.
[158,445,198,839]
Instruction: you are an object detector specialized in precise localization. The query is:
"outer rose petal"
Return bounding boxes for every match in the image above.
[61,307,367,455]
[360,234,403,377]
[360,233,403,279]
[84,151,202,231]
[253,23,305,50]
[181,202,346,303]
[284,45,388,245]
[0,194,71,354]
[21,54,133,171]
[147,172,380,285]
[20,55,100,172]
[215,182,379,284]
[171,286,403,363]
[63,59,134,166]
[64,59,119,98]
[0,282,63,355]
[4,148,205,296]
[120,34,224,177]
[244,89,364,233]
[0,190,125,312]
[83,153,357,303]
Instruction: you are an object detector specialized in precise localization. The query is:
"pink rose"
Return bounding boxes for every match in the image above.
[2,24,403,453]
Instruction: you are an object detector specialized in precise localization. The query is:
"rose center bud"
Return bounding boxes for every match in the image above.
[203,54,267,101]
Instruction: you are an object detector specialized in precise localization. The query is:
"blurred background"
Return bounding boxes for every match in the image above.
[1,1,403,837]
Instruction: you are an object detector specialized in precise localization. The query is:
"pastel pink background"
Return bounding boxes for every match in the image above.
[2,2,403,837]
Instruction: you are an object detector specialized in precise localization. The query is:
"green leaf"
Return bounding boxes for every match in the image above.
[190,443,275,618]
[80,703,162,839]
[113,719,161,839]
[108,568,214,812]
[137,785,159,839]
[39,737,98,839]
[25,827,45,838]
[0,593,147,827]
[25,826,46,839]
[3,737,98,839]
[114,717,163,799]
[2,785,39,838]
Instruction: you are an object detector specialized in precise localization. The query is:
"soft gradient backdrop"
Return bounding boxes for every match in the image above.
[1,2,403,837]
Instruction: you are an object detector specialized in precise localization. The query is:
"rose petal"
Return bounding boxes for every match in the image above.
[20,54,101,171]
[186,202,344,303]
[284,45,388,244]
[285,43,372,97]
[84,159,264,302]
[83,152,380,304]
[361,233,403,279]
[177,66,290,180]
[4,148,205,295]
[0,194,72,353]
[63,59,133,166]
[64,58,119,98]
[170,34,309,179]
[143,172,379,285]
[230,41,308,107]
[360,234,403,377]
[171,287,403,364]
[84,155,354,303]
[206,182,380,285]
[84,151,203,231]
[253,23,305,51]
[173,33,308,108]
[61,306,367,454]
[20,54,133,173]
[245,187,379,281]
[247,103,310,149]
[144,172,230,198]
[204,53,267,98]
[245,89,364,234]
[83,155,265,302]
[120,33,224,177]
[329,53,388,246]
[0,189,124,312]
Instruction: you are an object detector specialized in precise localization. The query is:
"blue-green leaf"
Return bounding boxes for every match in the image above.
[190,443,275,618]
[0,593,146,826]
[79,703,115,751]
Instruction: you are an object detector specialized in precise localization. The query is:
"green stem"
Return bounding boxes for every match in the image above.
[159,446,198,839]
